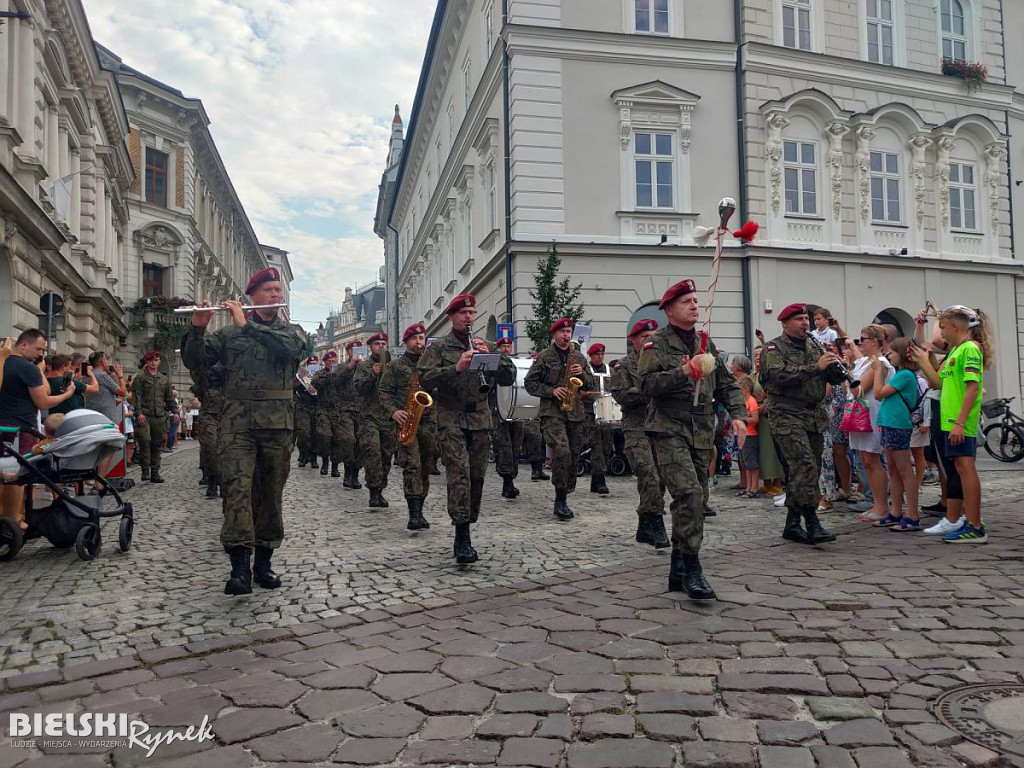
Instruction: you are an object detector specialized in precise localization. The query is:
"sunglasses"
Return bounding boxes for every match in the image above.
[858,336,879,344]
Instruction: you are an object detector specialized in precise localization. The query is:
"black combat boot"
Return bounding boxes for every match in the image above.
[199,469,209,486]
[350,467,363,489]
[298,454,308,468]
[803,509,837,544]
[590,474,609,495]
[150,471,165,483]
[140,467,150,482]
[553,488,573,520]
[668,548,685,592]
[703,506,717,517]
[253,546,282,588]
[368,488,388,508]
[407,498,427,531]
[331,462,341,478]
[454,523,478,564]
[206,477,220,499]
[647,514,670,548]
[309,455,318,469]
[531,462,550,481]
[635,515,653,544]
[681,554,716,600]
[782,509,812,544]
[224,546,252,595]
[501,475,515,499]
[319,458,329,476]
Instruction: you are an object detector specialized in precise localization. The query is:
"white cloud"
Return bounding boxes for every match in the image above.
[82,0,436,329]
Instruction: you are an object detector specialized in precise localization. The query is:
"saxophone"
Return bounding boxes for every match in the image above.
[397,371,433,446]
[560,341,584,413]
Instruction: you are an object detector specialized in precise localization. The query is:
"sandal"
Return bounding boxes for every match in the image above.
[871,513,903,528]
[817,503,834,512]
[856,511,886,522]
[833,491,850,502]
[848,491,866,502]
[890,517,921,532]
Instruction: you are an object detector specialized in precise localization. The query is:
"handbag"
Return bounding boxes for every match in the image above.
[840,397,873,433]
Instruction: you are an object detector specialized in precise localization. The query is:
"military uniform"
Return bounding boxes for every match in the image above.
[525,342,596,518]
[312,364,348,476]
[492,417,524,480]
[759,327,846,544]
[335,359,364,486]
[293,380,319,467]
[193,365,226,496]
[585,360,615,491]
[353,350,397,504]
[522,417,548,479]
[131,368,175,480]
[182,313,305,553]
[379,351,437,527]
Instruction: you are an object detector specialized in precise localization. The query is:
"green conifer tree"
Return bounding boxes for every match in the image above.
[526,244,585,352]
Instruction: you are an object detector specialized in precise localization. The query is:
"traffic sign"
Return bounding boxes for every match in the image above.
[39,292,64,315]
[496,323,514,341]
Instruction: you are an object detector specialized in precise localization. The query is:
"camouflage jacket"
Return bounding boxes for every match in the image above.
[353,351,392,425]
[311,365,352,416]
[192,366,227,419]
[609,347,648,432]
[524,344,597,423]
[293,371,319,412]
[759,333,846,425]
[131,369,176,418]
[379,353,437,428]
[418,332,516,431]
[638,325,746,446]
[181,314,305,431]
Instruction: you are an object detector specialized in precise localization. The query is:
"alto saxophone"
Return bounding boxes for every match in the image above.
[397,372,433,446]
[560,341,584,413]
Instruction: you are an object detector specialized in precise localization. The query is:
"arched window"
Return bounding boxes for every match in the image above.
[941,0,967,61]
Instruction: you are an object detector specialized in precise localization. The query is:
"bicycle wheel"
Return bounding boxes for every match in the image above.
[982,423,1024,462]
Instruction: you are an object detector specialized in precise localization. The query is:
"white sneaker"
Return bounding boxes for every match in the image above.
[773,493,787,508]
[773,493,786,502]
[924,516,966,535]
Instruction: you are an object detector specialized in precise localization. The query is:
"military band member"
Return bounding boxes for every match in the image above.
[338,340,364,489]
[524,417,549,481]
[639,280,747,600]
[418,294,516,563]
[525,318,597,521]
[609,319,669,548]
[131,350,176,483]
[312,350,344,477]
[189,352,226,500]
[585,343,613,495]
[380,323,437,531]
[759,303,846,545]
[492,336,524,499]
[294,355,320,469]
[183,266,305,595]
[354,332,396,508]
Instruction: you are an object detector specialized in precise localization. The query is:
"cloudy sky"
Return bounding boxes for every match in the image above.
[83,0,437,330]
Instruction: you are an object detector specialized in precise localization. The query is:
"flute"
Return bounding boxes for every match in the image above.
[171,303,289,314]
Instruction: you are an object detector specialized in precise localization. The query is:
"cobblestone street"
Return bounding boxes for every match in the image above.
[1,444,1022,767]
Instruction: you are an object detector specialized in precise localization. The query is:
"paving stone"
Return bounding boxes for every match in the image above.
[636,692,717,715]
[850,746,913,768]
[567,738,675,768]
[806,696,878,721]
[403,739,501,765]
[721,692,799,720]
[628,674,713,693]
[822,719,896,748]
[570,693,630,715]
[365,649,441,673]
[680,740,756,768]
[497,738,566,768]
[884,709,937,725]
[903,723,961,747]
[536,713,574,740]
[420,714,476,740]
[592,639,664,659]
[62,656,140,681]
[535,652,613,675]
[336,702,425,737]
[757,719,819,745]
[635,713,697,741]
[699,716,758,743]
[758,745,815,768]
[299,665,376,689]
[477,714,541,738]
[246,723,343,762]
[294,688,382,719]
[221,679,307,707]
[136,745,251,768]
[950,741,1001,766]
[441,656,513,682]
[717,673,829,695]
[495,692,568,714]
[212,707,305,744]
[371,671,454,700]
[333,737,407,765]
[580,713,635,739]
[553,674,625,693]
[478,668,555,691]
[409,682,495,714]
[143,693,230,727]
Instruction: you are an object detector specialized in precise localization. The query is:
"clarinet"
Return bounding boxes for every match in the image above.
[808,335,860,389]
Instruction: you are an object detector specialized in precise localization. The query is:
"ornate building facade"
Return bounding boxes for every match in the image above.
[378,0,1024,400]
[314,282,386,359]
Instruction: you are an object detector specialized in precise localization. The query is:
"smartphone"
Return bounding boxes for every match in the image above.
[834,339,846,354]
[80,362,90,377]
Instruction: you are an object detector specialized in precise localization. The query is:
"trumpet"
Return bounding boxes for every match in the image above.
[172,303,289,314]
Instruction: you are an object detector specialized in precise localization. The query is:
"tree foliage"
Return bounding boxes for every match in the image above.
[525,244,585,352]
[303,332,317,358]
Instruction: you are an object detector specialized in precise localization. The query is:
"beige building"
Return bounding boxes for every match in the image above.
[314,282,387,359]
[0,0,132,351]
[378,0,1024,401]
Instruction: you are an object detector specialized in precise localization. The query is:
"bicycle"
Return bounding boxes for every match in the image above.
[981,397,1024,463]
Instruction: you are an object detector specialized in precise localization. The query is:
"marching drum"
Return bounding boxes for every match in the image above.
[595,394,622,424]
[496,357,540,422]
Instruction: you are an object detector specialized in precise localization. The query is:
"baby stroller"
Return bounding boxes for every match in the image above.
[0,410,134,562]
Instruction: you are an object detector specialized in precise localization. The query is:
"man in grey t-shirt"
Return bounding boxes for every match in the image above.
[85,351,126,423]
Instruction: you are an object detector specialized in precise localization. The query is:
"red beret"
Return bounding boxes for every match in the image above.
[323,350,338,361]
[244,266,281,295]
[588,343,606,355]
[658,279,696,310]
[345,339,363,350]
[403,323,426,342]
[141,350,161,364]
[444,293,476,315]
[629,319,659,336]
[549,317,573,335]
[367,332,388,344]
[496,337,513,346]
[778,303,808,322]
[305,355,319,364]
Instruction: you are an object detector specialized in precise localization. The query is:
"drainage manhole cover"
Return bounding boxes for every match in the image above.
[936,684,1024,756]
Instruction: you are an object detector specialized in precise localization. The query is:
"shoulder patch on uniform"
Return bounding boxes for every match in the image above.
[643,341,655,349]
[613,363,621,370]
[765,343,778,351]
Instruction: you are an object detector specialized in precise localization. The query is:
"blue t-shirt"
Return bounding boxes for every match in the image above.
[876,368,919,430]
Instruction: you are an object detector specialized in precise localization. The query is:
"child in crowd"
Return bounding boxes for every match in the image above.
[872,338,923,531]
[31,413,66,454]
[913,305,993,543]
[737,377,761,498]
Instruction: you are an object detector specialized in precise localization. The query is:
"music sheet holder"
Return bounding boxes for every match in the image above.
[468,353,501,372]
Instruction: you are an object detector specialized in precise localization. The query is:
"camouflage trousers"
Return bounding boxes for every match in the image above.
[522,418,545,463]
[541,415,584,493]
[197,411,221,477]
[397,424,438,500]
[439,427,490,525]
[294,404,316,458]
[134,415,168,473]
[219,427,290,550]
[767,411,823,513]
[623,429,666,517]
[492,419,524,478]
[336,411,362,466]
[314,410,342,462]
[650,434,713,555]
[585,414,614,476]
[360,419,396,490]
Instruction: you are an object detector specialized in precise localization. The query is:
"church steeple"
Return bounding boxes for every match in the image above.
[387,105,404,169]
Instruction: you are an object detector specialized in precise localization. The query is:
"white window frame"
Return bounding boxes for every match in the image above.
[633,0,669,35]
[447,103,455,150]
[865,0,894,65]
[783,139,819,217]
[633,131,675,210]
[940,0,968,61]
[858,0,905,67]
[482,0,494,58]
[463,58,472,114]
[462,201,473,264]
[487,162,497,233]
[869,150,903,224]
[780,0,813,51]
[949,161,978,231]
[624,0,681,36]
[436,140,442,182]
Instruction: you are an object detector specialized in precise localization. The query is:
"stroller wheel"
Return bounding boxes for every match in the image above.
[118,517,134,553]
[608,455,629,477]
[75,524,102,561]
[0,517,25,562]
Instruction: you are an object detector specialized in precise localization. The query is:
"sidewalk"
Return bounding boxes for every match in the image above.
[1,487,1021,767]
